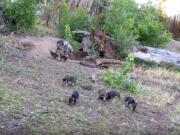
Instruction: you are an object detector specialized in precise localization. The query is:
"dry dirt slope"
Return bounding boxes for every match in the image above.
[0,36,180,135]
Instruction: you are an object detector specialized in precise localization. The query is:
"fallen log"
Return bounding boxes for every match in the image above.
[96,58,122,65]
[79,61,96,68]
[132,46,180,67]
[83,55,97,64]
[73,30,90,37]
[80,58,122,69]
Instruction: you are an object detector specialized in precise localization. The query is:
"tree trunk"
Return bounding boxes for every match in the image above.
[67,0,104,15]
[132,45,180,67]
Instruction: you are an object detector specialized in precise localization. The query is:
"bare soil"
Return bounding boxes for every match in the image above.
[18,36,59,60]
[0,36,180,135]
[165,39,180,53]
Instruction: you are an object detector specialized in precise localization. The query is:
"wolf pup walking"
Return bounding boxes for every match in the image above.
[62,75,77,86]
[124,96,137,112]
[105,90,121,100]
[69,91,79,105]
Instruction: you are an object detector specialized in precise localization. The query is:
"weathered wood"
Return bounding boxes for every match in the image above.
[80,58,122,69]
[79,36,93,53]
[132,46,180,67]
[168,15,180,38]
[73,29,116,58]
[96,58,122,65]
[83,55,97,64]
[0,5,4,25]
[79,61,96,68]
[73,30,92,54]
[73,30,90,37]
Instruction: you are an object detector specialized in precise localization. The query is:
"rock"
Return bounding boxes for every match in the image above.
[81,85,94,91]
[90,73,99,83]
[79,61,96,68]
[83,55,97,64]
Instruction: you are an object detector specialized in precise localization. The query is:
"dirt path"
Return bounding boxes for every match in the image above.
[18,36,60,60]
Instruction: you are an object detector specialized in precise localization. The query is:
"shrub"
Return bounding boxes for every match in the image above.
[137,16,171,47]
[98,0,171,55]
[136,3,171,47]
[57,2,94,37]
[2,0,37,30]
[102,0,138,56]
[101,53,137,93]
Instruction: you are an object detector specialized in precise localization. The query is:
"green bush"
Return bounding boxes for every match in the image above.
[2,0,36,30]
[58,2,94,37]
[97,0,171,56]
[101,53,137,93]
[136,3,171,47]
[102,0,138,56]
[137,16,171,47]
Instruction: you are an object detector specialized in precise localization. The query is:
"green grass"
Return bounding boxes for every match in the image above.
[0,85,22,110]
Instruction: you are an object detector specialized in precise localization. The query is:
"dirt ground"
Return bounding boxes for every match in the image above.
[165,39,180,53]
[0,36,180,135]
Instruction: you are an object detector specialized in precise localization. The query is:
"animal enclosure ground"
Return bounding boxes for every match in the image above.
[0,35,180,135]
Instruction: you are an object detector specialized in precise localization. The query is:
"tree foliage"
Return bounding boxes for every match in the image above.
[58,1,94,37]
[2,0,37,30]
[136,3,171,47]
[97,0,171,55]
[102,0,138,56]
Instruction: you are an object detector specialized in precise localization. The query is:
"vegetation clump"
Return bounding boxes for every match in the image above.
[58,1,94,37]
[101,53,137,93]
[102,0,138,56]
[100,0,171,55]
[136,3,171,47]
[2,0,37,30]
